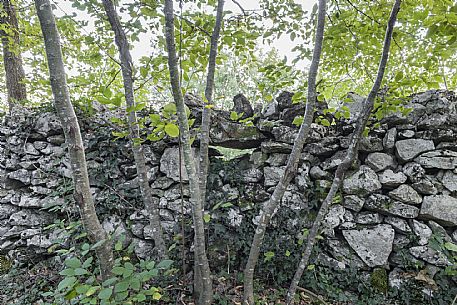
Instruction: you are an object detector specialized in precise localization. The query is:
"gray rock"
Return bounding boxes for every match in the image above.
[409,246,451,266]
[398,130,415,139]
[428,221,453,243]
[34,112,61,136]
[412,179,438,195]
[385,216,411,233]
[342,166,381,196]
[231,93,254,119]
[7,169,31,185]
[420,195,457,226]
[359,136,383,153]
[326,238,366,268]
[266,153,288,166]
[261,101,279,119]
[388,185,422,205]
[402,162,426,183]
[355,212,383,224]
[241,168,263,183]
[0,204,19,220]
[440,170,457,192]
[365,194,420,218]
[133,238,156,260]
[322,205,346,235]
[389,268,405,289]
[24,143,40,155]
[309,166,329,179]
[264,166,285,187]
[343,195,364,212]
[383,128,397,152]
[321,150,346,171]
[395,139,435,162]
[365,152,396,172]
[271,126,298,144]
[452,230,457,242]
[411,220,432,246]
[378,169,407,187]
[160,147,191,182]
[14,195,42,208]
[9,210,52,226]
[343,224,395,267]
[415,150,457,169]
[260,140,292,154]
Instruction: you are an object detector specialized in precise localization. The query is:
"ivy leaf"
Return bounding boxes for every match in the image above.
[65,258,81,269]
[98,287,113,300]
[164,123,180,138]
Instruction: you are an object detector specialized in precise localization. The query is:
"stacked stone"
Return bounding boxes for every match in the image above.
[0,90,456,294]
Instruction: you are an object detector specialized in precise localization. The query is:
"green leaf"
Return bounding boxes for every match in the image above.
[98,287,113,300]
[115,241,123,251]
[114,281,129,293]
[85,286,99,297]
[58,276,77,291]
[65,258,81,269]
[152,292,162,300]
[444,242,457,252]
[156,259,174,269]
[149,114,162,126]
[82,257,93,269]
[307,264,315,271]
[230,111,239,120]
[203,213,211,223]
[59,268,75,276]
[320,118,330,127]
[74,268,88,276]
[112,266,125,275]
[263,251,275,262]
[164,123,180,138]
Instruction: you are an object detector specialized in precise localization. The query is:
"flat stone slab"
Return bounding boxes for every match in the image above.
[343,224,395,267]
[415,150,457,169]
[395,139,435,162]
[420,195,457,226]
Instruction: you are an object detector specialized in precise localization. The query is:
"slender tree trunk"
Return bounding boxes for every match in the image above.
[286,1,402,303]
[34,0,113,280]
[101,0,167,259]
[0,0,27,112]
[195,0,224,297]
[242,1,327,303]
[163,0,213,304]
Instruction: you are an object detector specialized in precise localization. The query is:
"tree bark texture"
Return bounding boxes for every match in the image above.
[34,0,113,280]
[164,1,213,304]
[101,0,167,259]
[242,1,327,304]
[198,0,224,201]
[286,1,402,303]
[195,0,224,297]
[1,0,27,112]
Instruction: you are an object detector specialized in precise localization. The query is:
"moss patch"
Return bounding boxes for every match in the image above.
[370,268,388,293]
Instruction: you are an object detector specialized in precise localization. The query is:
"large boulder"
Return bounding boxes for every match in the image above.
[343,224,395,267]
[420,195,457,226]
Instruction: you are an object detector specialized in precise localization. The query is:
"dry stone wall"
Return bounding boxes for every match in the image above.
[1,90,457,295]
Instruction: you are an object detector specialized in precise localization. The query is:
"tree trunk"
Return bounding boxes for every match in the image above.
[34,0,113,280]
[286,1,402,303]
[195,0,224,297]
[242,1,327,303]
[164,0,213,304]
[0,0,27,112]
[101,0,167,259]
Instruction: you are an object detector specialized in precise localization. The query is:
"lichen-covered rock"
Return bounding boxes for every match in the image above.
[322,205,346,235]
[343,195,364,212]
[395,139,435,162]
[420,195,457,226]
[383,128,397,152]
[439,170,457,192]
[343,224,395,267]
[264,166,285,187]
[159,147,190,182]
[402,162,426,183]
[415,150,457,169]
[343,166,381,196]
[355,212,383,224]
[7,169,31,185]
[378,169,407,188]
[411,220,432,246]
[388,185,422,205]
[412,179,438,195]
[384,216,411,233]
[365,194,419,219]
[409,246,451,266]
[365,152,396,172]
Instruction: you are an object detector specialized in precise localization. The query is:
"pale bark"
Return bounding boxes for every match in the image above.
[195,0,224,297]
[164,0,213,304]
[1,0,27,112]
[101,0,167,259]
[286,0,402,303]
[34,0,113,279]
[242,1,327,303]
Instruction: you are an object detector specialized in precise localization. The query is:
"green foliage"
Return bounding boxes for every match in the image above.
[370,268,388,294]
[43,241,172,305]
